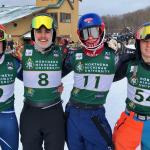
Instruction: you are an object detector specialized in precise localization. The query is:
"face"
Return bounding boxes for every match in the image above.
[140,39,150,62]
[34,26,53,49]
[0,42,3,54]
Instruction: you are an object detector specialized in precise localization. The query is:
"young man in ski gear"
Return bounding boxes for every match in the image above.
[19,14,66,150]
[113,22,150,150]
[64,13,130,150]
[0,24,21,150]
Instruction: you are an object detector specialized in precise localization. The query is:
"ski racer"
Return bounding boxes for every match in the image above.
[64,13,133,150]
[19,14,67,150]
[0,24,21,150]
[113,22,150,150]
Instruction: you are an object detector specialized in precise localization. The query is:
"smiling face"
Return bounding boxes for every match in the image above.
[140,39,150,63]
[34,26,53,49]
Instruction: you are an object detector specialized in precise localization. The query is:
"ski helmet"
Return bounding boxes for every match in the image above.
[0,24,7,51]
[77,13,105,51]
[135,22,150,60]
[31,13,56,44]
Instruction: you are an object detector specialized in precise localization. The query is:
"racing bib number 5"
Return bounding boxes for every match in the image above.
[135,89,150,102]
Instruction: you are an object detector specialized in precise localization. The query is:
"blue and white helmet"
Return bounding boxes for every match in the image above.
[77,13,105,51]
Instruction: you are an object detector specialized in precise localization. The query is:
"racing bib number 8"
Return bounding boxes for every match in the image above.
[38,73,49,86]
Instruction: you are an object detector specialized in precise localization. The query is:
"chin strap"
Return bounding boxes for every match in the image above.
[83,43,104,57]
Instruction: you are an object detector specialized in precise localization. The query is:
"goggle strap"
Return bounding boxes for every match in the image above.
[0,29,7,41]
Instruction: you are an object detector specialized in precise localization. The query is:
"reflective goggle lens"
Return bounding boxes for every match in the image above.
[80,27,100,40]
[81,29,88,40]
[137,24,150,40]
[90,27,99,38]
[32,16,53,29]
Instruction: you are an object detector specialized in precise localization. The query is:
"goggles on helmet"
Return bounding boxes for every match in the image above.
[32,16,54,29]
[80,26,102,40]
[0,29,5,41]
[136,23,150,40]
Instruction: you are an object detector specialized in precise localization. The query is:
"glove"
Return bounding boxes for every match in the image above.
[107,39,121,52]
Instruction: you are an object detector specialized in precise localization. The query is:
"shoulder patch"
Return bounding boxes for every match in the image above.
[75,53,83,60]
[25,49,33,56]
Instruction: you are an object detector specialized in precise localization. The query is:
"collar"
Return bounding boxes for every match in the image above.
[34,42,54,54]
[140,58,150,70]
[83,44,104,57]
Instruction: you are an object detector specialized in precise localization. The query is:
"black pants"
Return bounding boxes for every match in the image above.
[20,102,65,150]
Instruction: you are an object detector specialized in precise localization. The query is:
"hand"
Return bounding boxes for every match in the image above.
[107,39,121,52]
[57,83,64,94]
[11,50,22,61]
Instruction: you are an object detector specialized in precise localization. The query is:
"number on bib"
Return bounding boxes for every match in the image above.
[135,89,150,102]
[38,73,49,86]
[83,75,100,89]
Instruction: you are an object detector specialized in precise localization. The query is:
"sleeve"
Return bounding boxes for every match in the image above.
[14,58,23,81]
[118,45,136,56]
[106,39,136,56]
[113,60,128,81]
[113,51,136,81]
[62,48,75,77]
[17,66,23,81]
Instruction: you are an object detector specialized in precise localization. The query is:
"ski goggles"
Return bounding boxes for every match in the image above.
[80,26,101,40]
[136,23,150,40]
[0,29,5,41]
[32,16,54,29]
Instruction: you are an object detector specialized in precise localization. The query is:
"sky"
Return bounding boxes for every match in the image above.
[0,0,150,16]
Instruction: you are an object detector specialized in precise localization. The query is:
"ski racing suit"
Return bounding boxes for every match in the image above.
[113,57,150,150]
[0,54,21,150]
[20,44,67,150]
[64,44,122,150]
